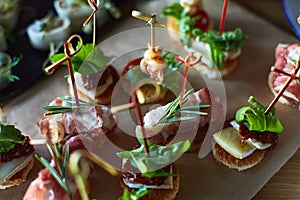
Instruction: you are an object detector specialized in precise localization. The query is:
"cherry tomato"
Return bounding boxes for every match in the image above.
[191,10,210,31]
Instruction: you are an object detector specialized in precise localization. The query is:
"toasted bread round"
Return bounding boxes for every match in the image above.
[212,142,267,171]
[120,164,180,200]
[0,154,34,190]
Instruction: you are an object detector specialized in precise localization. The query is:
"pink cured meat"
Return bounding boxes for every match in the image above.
[272,44,300,110]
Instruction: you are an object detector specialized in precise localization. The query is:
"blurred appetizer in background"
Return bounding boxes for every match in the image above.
[0,52,22,90]
[162,0,247,79]
[268,43,300,110]
[26,13,71,50]
[54,0,122,34]
[0,0,20,30]
[0,123,35,189]
[54,0,93,33]
[0,26,7,52]
[212,96,284,171]
[162,0,212,43]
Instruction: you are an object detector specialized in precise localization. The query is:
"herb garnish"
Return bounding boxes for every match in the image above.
[235,96,284,133]
[119,186,151,200]
[158,89,209,124]
[42,96,91,115]
[0,53,22,82]
[0,123,25,152]
[35,143,71,195]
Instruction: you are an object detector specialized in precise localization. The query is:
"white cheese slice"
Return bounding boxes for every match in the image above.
[213,127,256,159]
[0,155,31,184]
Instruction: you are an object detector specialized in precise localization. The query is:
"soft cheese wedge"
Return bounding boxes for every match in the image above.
[213,127,256,159]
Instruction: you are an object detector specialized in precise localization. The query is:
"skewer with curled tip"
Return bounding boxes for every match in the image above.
[84,0,102,47]
[44,34,83,106]
[132,10,166,50]
[265,55,300,114]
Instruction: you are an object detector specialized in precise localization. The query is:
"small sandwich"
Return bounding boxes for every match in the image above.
[268,43,300,110]
[117,132,191,200]
[162,0,213,43]
[121,46,182,104]
[212,96,283,171]
[50,42,120,105]
[0,123,35,189]
[137,88,222,152]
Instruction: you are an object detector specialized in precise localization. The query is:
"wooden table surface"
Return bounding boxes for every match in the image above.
[233,1,300,199]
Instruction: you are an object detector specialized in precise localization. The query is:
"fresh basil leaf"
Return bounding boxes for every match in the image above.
[161,3,184,20]
[235,96,284,133]
[0,123,25,153]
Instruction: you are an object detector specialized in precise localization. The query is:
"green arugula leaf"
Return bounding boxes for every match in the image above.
[50,42,112,75]
[119,186,151,200]
[0,123,25,153]
[235,96,284,133]
[117,130,191,174]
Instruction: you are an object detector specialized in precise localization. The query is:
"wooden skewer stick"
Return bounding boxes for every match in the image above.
[271,66,300,80]
[132,91,149,156]
[219,0,228,36]
[44,34,83,106]
[176,53,202,107]
[265,56,300,114]
[132,10,165,50]
[84,0,100,47]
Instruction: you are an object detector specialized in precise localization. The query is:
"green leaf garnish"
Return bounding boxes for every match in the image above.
[50,42,112,75]
[35,143,71,195]
[117,130,191,174]
[0,53,22,82]
[0,123,25,153]
[235,96,284,133]
[119,186,151,200]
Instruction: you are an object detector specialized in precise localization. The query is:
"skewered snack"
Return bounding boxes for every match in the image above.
[162,0,247,79]
[27,13,71,50]
[117,133,191,200]
[212,96,284,171]
[268,43,300,110]
[162,0,212,43]
[0,123,35,190]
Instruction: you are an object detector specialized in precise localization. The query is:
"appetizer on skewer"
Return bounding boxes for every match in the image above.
[121,11,182,104]
[0,52,22,90]
[212,96,283,171]
[0,123,34,190]
[0,0,19,30]
[162,0,213,43]
[268,43,300,110]
[162,0,247,79]
[49,40,119,105]
[27,13,71,50]
[117,133,191,200]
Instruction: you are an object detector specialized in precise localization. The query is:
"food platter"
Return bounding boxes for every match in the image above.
[1,0,300,199]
